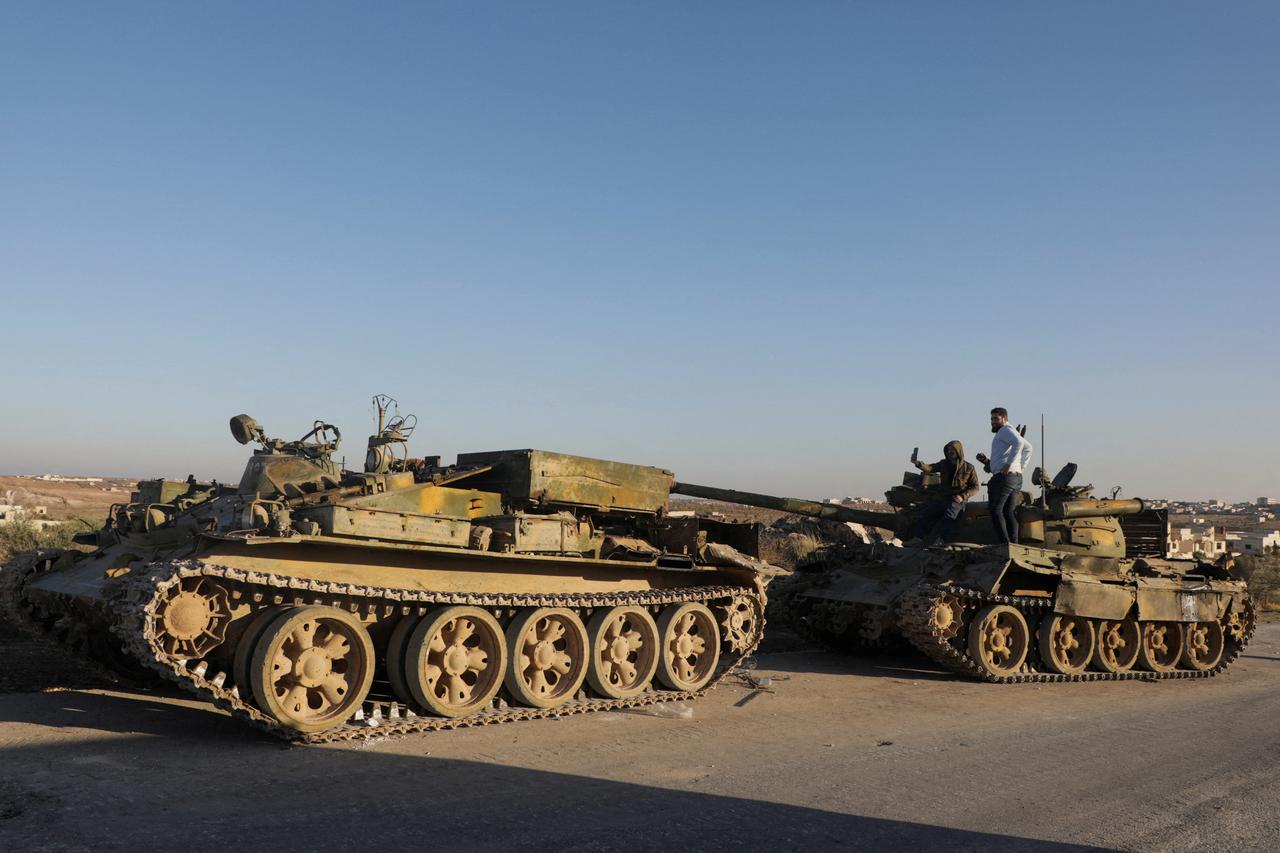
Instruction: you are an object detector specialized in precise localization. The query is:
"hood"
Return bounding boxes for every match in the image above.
[942,440,971,489]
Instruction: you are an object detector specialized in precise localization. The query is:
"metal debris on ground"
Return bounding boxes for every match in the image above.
[620,701,694,720]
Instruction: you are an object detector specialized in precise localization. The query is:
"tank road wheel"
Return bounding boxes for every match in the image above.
[403,606,506,718]
[1182,621,1225,672]
[586,606,660,699]
[1137,621,1185,673]
[504,608,589,709]
[1037,614,1096,676]
[385,616,419,706]
[249,605,375,733]
[967,605,1030,678]
[1091,618,1141,674]
[718,593,763,654]
[156,577,233,658]
[233,606,288,696]
[656,602,721,692]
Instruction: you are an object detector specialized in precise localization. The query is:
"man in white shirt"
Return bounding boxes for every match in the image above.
[985,407,1033,543]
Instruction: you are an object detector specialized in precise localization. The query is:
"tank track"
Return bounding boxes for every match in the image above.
[768,582,890,651]
[898,583,1256,684]
[0,550,59,638]
[111,560,764,743]
[0,549,134,685]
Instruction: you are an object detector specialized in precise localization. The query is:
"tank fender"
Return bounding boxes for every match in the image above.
[951,558,1011,592]
[1135,577,1231,622]
[1054,577,1135,621]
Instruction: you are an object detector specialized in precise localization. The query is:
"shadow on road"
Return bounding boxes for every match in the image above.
[754,645,961,682]
[0,688,274,742]
[0,707,1111,852]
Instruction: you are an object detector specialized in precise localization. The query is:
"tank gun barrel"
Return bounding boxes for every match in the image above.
[1051,498,1145,520]
[671,482,900,532]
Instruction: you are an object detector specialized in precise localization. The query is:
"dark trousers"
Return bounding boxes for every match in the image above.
[988,472,1023,544]
[914,498,965,541]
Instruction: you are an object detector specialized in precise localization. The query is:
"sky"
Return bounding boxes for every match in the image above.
[2,2,1277,502]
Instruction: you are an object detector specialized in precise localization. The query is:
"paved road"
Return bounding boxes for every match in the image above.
[1,623,1278,851]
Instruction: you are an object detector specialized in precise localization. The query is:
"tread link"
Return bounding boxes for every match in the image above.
[898,583,1255,684]
[111,560,764,743]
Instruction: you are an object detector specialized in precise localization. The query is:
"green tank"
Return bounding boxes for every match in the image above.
[673,459,1255,683]
[1,397,774,741]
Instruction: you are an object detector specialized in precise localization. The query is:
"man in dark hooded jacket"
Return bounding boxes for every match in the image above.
[910,440,980,543]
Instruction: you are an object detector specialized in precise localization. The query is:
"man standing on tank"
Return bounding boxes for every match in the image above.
[910,441,979,543]
[984,408,1033,544]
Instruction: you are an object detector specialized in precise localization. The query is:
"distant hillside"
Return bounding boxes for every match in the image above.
[0,475,138,522]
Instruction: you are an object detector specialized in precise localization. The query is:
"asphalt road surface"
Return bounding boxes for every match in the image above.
[2,623,1278,852]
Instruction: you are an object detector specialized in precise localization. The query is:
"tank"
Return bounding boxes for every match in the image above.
[673,458,1255,683]
[0,397,775,741]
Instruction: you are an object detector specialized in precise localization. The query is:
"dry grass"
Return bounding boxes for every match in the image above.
[0,517,92,564]
[780,533,821,564]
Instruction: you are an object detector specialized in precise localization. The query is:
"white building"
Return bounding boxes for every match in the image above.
[1232,531,1280,556]
[0,503,48,520]
[1168,526,1230,558]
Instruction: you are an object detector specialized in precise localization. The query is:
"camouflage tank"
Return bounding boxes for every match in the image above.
[0,397,773,741]
[674,459,1255,683]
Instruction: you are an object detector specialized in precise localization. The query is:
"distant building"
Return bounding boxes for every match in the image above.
[0,503,47,520]
[32,474,103,484]
[1232,531,1280,556]
[1259,497,1275,507]
[1168,525,1230,558]
[0,503,55,530]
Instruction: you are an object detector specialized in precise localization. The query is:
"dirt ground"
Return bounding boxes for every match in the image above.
[2,622,1278,852]
[0,476,135,523]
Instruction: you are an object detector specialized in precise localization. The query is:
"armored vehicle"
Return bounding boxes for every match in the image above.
[1,397,772,741]
[674,460,1254,683]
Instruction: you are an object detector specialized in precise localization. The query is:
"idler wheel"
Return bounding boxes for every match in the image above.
[586,605,659,699]
[504,607,589,709]
[1137,621,1185,673]
[403,606,506,718]
[249,605,375,733]
[1224,605,1252,643]
[718,593,762,654]
[1181,621,1225,672]
[967,604,1029,677]
[656,602,721,692]
[1037,614,1096,675]
[1091,618,1140,673]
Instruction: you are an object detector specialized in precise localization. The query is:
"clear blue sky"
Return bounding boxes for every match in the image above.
[2,2,1277,501]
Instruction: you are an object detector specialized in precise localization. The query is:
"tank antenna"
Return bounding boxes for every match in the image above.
[1040,413,1046,501]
